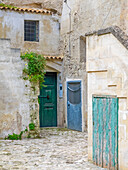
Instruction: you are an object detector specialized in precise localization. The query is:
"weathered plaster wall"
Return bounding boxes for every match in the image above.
[0,38,39,138]
[62,57,87,131]
[61,0,128,35]
[0,9,60,56]
[0,42,64,138]
[61,0,128,62]
[1,0,63,13]
[0,9,64,137]
[87,33,128,170]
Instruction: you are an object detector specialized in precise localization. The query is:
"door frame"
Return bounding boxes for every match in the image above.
[92,94,118,169]
[66,79,84,131]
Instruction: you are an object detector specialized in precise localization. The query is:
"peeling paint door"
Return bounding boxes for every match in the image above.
[92,96,118,169]
[67,81,82,131]
[39,72,57,127]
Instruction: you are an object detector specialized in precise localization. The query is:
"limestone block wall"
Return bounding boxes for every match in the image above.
[0,38,39,138]
[62,57,87,131]
[61,0,128,35]
[61,0,128,60]
[60,35,87,131]
[0,9,60,56]
[87,33,128,169]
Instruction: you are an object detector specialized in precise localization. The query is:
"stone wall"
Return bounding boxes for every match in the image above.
[61,0,128,35]
[0,9,60,56]
[62,55,87,131]
[0,38,39,138]
[0,8,64,137]
[87,32,128,170]
[60,0,128,132]
[61,0,128,66]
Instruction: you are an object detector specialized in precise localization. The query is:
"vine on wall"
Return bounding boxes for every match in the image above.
[20,52,46,137]
[20,52,46,88]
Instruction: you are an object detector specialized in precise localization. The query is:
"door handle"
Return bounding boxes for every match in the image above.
[47,95,50,99]
[68,102,70,107]
[42,95,50,99]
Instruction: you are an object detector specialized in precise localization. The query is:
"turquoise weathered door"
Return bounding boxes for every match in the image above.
[92,96,118,169]
[39,72,57,127]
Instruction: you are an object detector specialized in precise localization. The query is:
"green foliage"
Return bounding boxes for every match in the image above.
[7,133,20,140]
[5,128,28,140]
[38,98,40,104]
[0,3,19,9]
[25,128,28,132]
[6,131,23,140]
[29,123,35,130]
[27,134,31,138]
[20,52,46,88]
[19,131,23,140]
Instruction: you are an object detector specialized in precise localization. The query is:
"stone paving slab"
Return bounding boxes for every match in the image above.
[0,128,105,170]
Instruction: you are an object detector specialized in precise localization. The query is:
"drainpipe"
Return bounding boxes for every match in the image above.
[64,0,71,57]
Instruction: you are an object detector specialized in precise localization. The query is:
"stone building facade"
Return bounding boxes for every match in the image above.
[86,27,128,170]
[0,7,60,55]
[61,0,128,169]
[60,0,128,132]
[0,6,63,138]
[0,0,128,169]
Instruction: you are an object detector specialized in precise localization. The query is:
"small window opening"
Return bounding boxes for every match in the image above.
[68,82,81,104]
[80,36,86,62]
[24,20,39,42]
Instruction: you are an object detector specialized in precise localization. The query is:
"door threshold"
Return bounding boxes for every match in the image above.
[40,127,58,129]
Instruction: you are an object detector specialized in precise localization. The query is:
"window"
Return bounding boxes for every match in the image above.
[68,82,81,104]
[80,36,86,62]
[24,20,39,42]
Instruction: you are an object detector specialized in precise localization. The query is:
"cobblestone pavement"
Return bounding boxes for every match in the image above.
[0,128,105,170]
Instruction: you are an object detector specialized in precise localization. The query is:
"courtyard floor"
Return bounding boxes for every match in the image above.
[0,128,105,170]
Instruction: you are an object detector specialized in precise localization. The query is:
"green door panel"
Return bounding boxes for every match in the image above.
[93,96,118,169]
[39,72,57,127]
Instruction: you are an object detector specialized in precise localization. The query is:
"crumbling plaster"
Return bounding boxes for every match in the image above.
[0,38,39,138]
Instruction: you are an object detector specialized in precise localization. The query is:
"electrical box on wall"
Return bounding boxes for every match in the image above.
[59,84,63,98]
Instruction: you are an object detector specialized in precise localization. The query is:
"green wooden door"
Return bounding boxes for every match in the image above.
[93,96,118,169]
[39,72,57,127]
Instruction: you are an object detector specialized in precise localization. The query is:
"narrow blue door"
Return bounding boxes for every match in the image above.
[67,81,82,131]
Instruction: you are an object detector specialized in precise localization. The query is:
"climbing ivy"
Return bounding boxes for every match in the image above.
[20,52,46,88]
[29,123,35,130]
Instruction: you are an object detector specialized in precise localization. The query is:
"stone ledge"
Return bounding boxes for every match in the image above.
[87,70,107,73]
[85,26,128,50]
[11,48,21,51]
[0,38,10,41]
